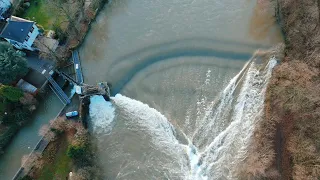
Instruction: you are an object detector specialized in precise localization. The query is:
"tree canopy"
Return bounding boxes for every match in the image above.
[0,42,28,84]
[0,85,24,102]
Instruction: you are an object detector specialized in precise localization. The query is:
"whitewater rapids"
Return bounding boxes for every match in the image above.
[89,56,277,179]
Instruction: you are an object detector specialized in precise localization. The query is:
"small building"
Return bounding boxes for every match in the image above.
[0,16,40,51]
[16,79,38,95]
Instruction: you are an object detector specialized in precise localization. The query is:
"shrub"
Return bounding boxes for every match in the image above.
[67,144,86,159]
[53,24,67,43]
[0,85,24,102]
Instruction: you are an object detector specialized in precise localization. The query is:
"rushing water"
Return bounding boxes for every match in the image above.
[79,0,283,179]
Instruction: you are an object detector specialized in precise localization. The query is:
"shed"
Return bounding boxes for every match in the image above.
[16,79,38,94]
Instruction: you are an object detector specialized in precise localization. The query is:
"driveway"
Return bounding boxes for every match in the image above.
[25,52,55,77]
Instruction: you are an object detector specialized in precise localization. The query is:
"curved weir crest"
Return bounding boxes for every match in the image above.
[88,56,277,179]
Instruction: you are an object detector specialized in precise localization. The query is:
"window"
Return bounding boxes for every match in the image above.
[25,35,30,41]
[30,27,34,33]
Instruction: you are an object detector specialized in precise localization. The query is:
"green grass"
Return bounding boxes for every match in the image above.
[38,136,72,180]
[22,0,66,30]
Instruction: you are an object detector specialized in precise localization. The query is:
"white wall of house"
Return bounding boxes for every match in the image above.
[0,0,11,18]
[5,24,39,51]
[0,0,10,8]
[23,24,39,49]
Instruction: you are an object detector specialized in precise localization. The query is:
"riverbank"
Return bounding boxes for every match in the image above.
[39,0,110,65]
[11,94,80,179]
[243,0,320,179]
[0,88,38,155]
[270,0,320,179]
[19,112,100,180]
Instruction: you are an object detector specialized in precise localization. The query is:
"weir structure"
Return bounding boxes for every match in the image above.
[58,50,110,100]
[58,50,111,127]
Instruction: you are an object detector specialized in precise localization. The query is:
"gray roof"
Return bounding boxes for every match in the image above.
[0,20,34,43]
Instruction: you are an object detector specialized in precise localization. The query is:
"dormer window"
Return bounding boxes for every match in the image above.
[25,35,30,41]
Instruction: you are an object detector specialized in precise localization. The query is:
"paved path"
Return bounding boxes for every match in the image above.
[25,53,55,77]
[72,50,84,84]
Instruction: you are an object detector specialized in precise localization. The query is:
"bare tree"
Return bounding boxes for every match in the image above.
[46,0,86,38]
[39,124,56,141]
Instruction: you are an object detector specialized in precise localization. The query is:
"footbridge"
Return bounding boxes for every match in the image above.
[47,76,71,105]
[57,50,110,99]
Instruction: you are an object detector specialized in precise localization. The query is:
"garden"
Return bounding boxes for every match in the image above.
[14,0,66,31]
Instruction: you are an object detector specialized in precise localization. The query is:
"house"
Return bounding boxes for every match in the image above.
[0,16,39,51]
[0,0,11,19]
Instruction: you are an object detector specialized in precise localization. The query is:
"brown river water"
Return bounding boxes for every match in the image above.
[0,0,282,179]
[79,0,283,179]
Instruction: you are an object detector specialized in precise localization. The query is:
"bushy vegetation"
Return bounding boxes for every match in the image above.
[270,0,320,179]
[240,0,320,179]
[25,118,101,179]
[0,42,28,85]
[67,144,87,160]
[0,85,24,102]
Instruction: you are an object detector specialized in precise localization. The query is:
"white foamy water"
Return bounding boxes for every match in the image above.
[89,57,277,180]
[196,58,277,179]
[90,95,115,134]
[111,94,182,152]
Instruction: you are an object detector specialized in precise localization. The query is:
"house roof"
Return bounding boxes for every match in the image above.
[0,17,35,43]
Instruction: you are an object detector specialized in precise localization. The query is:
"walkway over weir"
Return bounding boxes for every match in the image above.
[72,50,84,84]
[47,76,71,105]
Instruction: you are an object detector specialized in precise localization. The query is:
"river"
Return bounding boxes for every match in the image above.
[79,0,283,179]
[0,90,65,179]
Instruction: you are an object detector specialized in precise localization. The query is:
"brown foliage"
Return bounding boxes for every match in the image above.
[49,116,73,132]
[21,152,43,173]
[19,93,37,106]
[39,124,56,142]
[259,0,320,178]
[278,0,320,66]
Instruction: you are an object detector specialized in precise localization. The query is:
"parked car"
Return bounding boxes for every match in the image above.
[66,111,79,118]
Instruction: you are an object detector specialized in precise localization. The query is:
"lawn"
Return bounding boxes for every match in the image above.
[22,0,66,30]
[37,135,72,180]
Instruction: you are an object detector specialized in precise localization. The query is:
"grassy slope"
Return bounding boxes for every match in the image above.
[37,135,72,180]
[22,0,66,30]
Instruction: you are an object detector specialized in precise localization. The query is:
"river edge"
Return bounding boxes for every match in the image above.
[17,94,101,180]
[9,0,113,177]
[59,0,110,64]
[242,0,320,179]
